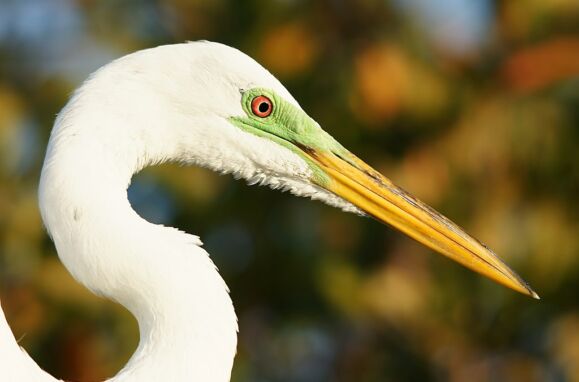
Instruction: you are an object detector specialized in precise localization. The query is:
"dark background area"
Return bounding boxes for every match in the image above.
[1,0,578,381]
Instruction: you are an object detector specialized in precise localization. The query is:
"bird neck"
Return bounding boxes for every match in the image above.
[39,113,237,381]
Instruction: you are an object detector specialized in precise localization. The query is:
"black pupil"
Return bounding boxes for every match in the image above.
[258,101,270,113]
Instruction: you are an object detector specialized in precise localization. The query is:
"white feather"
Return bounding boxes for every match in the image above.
[1,41,357,381]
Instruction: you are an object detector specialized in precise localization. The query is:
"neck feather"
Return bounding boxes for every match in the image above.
[39,106,237,381]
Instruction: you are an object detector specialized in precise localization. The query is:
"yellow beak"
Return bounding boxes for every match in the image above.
[308,149,538,299]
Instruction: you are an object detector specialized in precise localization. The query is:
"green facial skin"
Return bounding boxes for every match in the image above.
[229,88,350,186]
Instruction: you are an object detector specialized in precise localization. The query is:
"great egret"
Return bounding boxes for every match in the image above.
[0,41,537,382]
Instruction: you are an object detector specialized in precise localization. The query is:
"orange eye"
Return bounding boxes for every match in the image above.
[251,95,273,118]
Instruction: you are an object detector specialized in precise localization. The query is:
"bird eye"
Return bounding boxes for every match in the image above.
[251,95,273,118]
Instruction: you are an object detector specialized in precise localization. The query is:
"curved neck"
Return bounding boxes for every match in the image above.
[39,111,237,381]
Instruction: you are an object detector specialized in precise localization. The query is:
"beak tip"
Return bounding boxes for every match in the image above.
[516,276,539,300]
[514,276,540,300]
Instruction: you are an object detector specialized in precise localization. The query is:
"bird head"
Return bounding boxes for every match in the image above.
[72,41,537,298]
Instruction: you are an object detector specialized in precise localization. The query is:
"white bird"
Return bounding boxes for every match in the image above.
[0,41,537,382]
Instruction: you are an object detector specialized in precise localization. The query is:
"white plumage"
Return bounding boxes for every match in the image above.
[0,39,537,382]
[1,41,351,382]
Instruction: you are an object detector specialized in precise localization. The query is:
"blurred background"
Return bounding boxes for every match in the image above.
[0,0,578,381]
